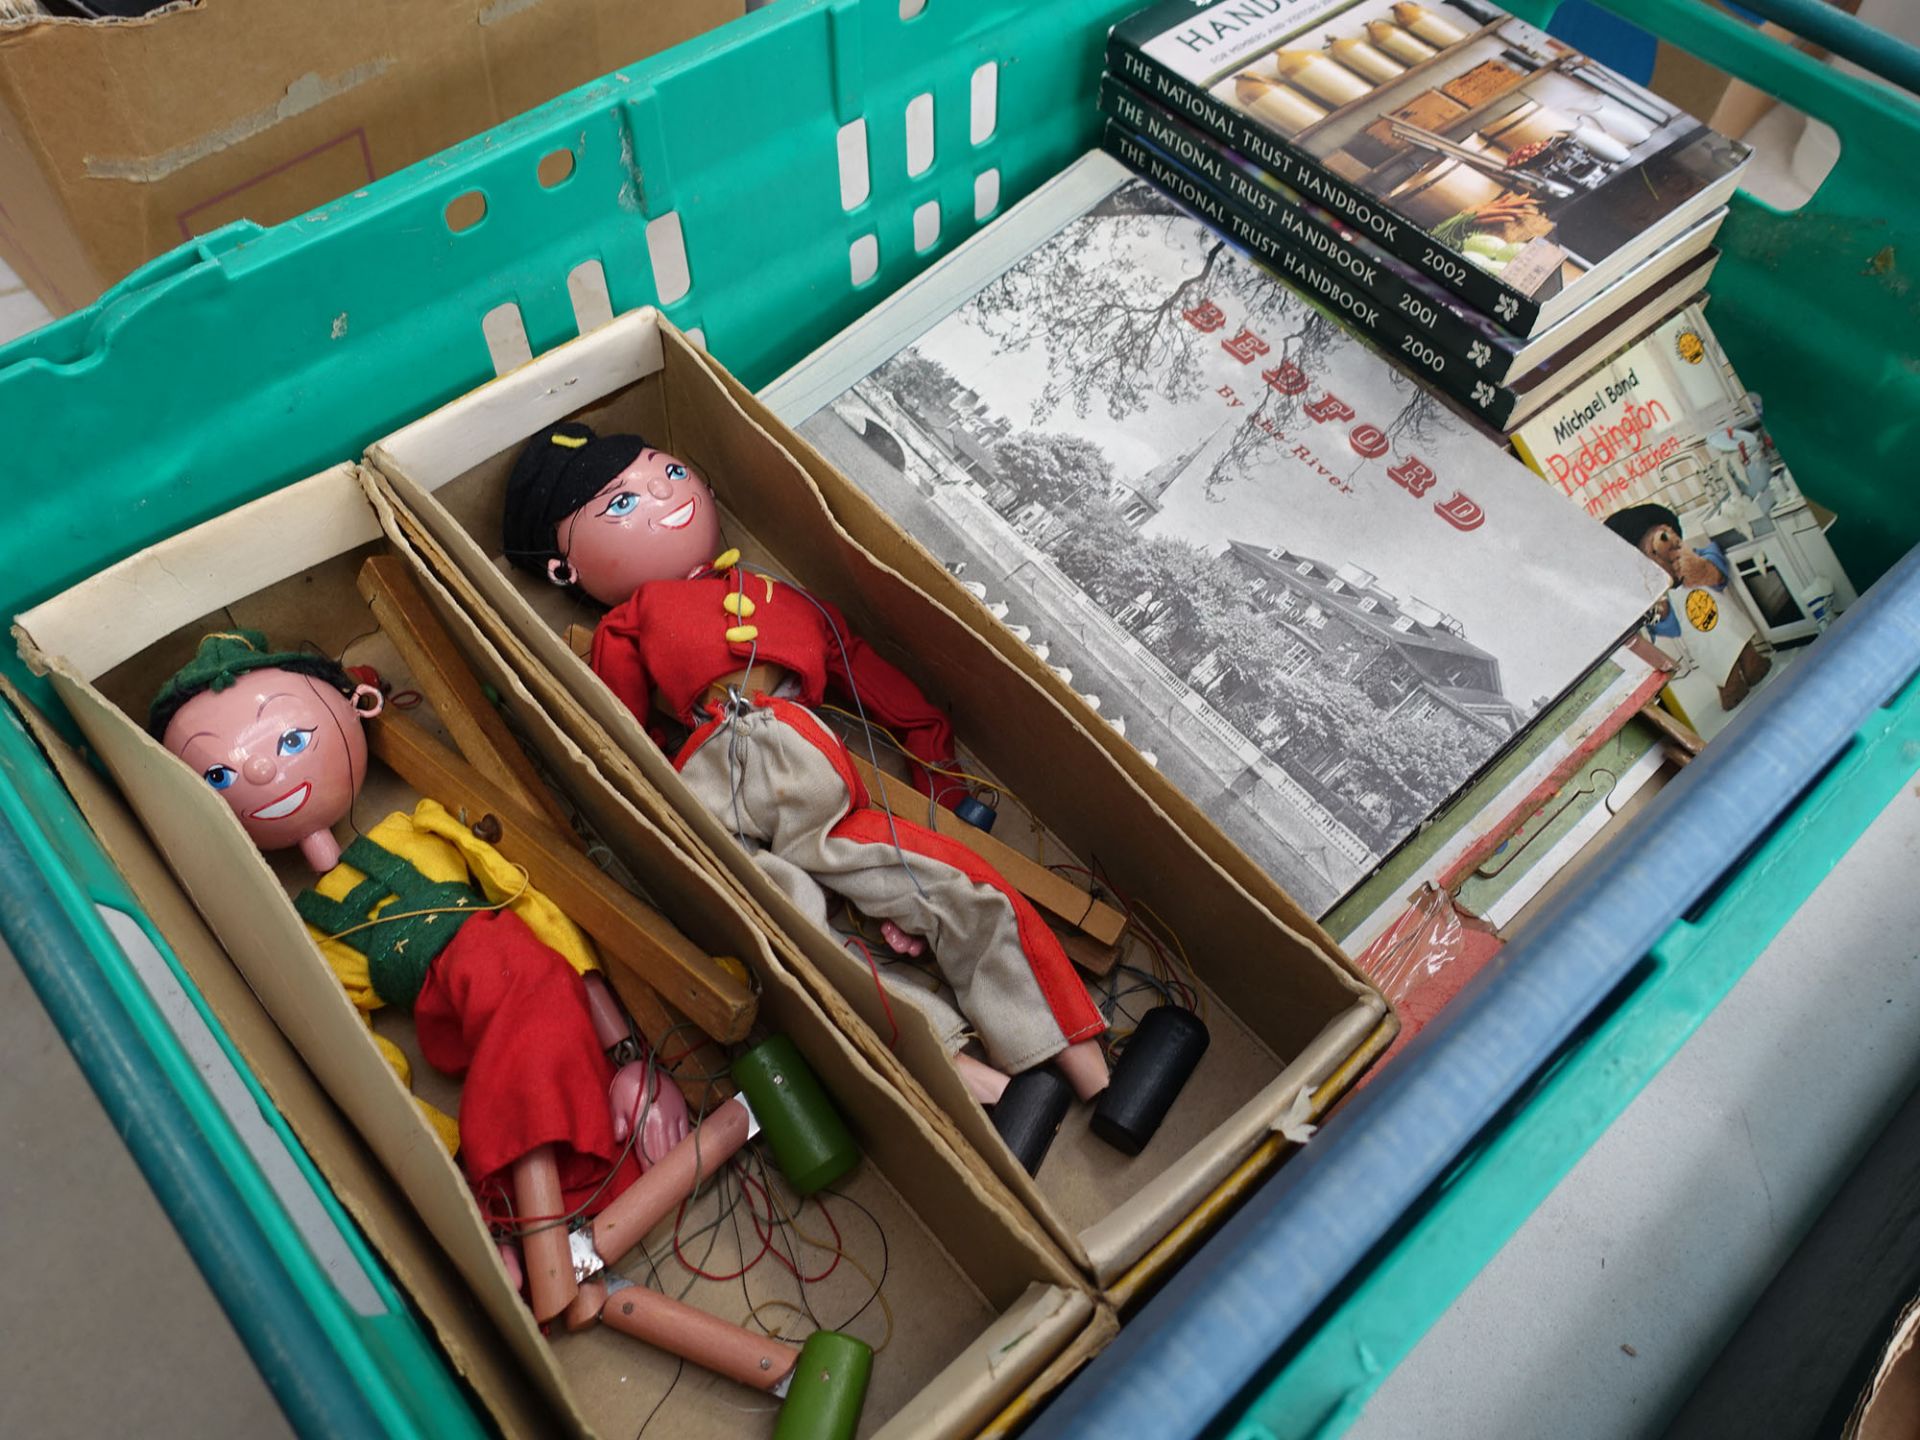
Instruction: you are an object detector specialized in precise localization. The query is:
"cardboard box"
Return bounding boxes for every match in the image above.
[0,0,741,313]
[361,309,1393,1295]
[15,463,1103,1438]
[1847,1295,1920,1440]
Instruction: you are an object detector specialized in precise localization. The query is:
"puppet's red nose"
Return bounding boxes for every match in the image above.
[243,756,276,784]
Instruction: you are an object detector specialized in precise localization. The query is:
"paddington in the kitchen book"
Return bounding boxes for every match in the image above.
[1511,301,1858,739]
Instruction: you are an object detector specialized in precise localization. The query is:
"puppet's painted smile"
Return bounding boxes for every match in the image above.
[250,782,312,821]
[651,497,698,532]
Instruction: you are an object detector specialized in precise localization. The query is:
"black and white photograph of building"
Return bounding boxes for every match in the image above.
[799,179,1659,913]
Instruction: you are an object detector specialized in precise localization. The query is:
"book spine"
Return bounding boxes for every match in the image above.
[1102,122,1518,430]
[1105,31,1543,336]
[1100,76,1517,377]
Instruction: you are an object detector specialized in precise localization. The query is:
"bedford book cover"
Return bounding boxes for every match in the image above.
[1512,301,1858,739]
[775,154,1666,915]
[1112,0,1747,324]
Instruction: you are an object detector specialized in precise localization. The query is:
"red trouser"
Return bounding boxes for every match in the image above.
[414,909,640,1215]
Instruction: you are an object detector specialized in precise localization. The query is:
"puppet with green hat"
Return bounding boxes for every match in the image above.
[150,628,384,871]
[146,627,877,1428]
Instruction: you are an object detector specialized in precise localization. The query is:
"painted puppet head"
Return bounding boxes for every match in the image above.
[503,421,722,607]
[150,630,383,871]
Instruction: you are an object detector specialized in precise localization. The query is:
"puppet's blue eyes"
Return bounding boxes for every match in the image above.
[277,728,314,756]
[204,765,236,790]
[664,463,688,481]
[604,492,639,518]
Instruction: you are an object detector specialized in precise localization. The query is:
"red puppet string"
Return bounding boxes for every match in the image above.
[672,1166,774,1282]
[841,934,902,1050]
[741,1170,844,1285]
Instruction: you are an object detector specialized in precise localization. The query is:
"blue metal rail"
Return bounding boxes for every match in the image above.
[1033,547,1920,1439]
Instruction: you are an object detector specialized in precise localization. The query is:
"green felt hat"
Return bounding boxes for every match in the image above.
[148,629,353,738]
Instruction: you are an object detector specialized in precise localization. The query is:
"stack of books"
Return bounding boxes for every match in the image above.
[763,4,1859,1068]
[1102,0,1749,431]
[1087,0,1859,1051]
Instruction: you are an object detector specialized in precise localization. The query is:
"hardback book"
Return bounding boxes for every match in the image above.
[763,150,1669,917]
[1108,0,1750,337]
[1510,300,1859,739]
[1349,709,1664,1073]
[1450,714,1666,930]
[1492,254,1712,432]
[1102,119,1525,426]
[1103,114,1721,435]
[1101,73,1727,387]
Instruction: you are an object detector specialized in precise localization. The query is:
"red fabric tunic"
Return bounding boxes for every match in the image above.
[414,910,643,1215]
[592,567,963,805]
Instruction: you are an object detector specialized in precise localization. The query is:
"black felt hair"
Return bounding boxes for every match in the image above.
[502,421,652,577]
[1603,502,1682,552]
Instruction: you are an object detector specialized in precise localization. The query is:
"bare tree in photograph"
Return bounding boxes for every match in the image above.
[965,180,1455,507]
[966,203,1242,422]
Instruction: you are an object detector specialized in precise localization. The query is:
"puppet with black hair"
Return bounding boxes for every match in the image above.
[506,423,1110,1106]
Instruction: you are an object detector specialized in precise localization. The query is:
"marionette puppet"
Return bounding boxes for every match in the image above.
[502,421,1112,1117]
[150,631,680,1286]
[148,632,884,1412]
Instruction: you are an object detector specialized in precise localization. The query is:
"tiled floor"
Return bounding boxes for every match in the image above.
[0,935,292,1439]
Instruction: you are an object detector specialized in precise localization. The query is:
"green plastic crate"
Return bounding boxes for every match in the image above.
[0,0,1915,1436]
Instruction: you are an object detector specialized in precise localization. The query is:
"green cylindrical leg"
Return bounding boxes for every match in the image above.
[774,1331,873,1440]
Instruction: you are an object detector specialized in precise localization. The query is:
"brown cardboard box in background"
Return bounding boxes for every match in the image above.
[0,0,741,313]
